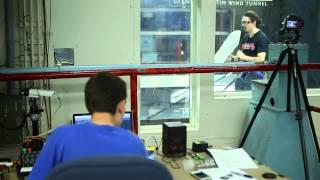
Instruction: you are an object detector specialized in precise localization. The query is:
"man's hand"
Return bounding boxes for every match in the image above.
[236,51,247,60]
[228,55,239,62]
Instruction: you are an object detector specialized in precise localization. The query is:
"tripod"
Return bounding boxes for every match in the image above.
[239,44,320,180]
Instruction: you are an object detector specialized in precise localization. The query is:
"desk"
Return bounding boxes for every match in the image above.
[156,151,288,180]
[3,152,288,180]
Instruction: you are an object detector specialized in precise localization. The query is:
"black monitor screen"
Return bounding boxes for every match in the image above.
[72,112,133,131]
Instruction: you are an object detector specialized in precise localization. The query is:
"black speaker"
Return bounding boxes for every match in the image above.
[162,122,186,157]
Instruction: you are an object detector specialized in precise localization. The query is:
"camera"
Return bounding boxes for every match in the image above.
[281,15,304,30]
[280,14,304,44]
[20,88,55,98]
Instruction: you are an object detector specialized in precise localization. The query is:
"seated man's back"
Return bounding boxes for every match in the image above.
[29,123,145,179]
[28,72,147,180]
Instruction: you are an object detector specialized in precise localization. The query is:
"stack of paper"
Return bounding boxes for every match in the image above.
[207,148,257,169]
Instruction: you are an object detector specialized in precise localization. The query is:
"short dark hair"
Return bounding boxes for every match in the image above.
[244,11,262,28]
[85,72,127,114]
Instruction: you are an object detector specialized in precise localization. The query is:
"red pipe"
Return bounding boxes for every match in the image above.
[0,69,138,81]
[2,63,320,135]
[130,75,138,134]
[1,64,320,81]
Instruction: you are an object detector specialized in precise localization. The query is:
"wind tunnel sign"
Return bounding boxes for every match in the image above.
[217,0,273,7]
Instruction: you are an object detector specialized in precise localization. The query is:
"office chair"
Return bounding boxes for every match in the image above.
[46,155,174,180]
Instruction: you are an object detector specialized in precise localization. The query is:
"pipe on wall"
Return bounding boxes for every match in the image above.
[318,3,320,42]
[2,63,320,134]
[4,0,14,68]
[0,0,5,67]
[4,0,14,94]
[1,63,320,80]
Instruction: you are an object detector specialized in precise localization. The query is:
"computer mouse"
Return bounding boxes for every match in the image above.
[262,172,277,179]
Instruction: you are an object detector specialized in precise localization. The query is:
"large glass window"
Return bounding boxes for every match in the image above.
[141,0,190,63]
[214,1,275,92]
[214,0,320,92]
[140,0,191,125]
[140,75,190,125]
[214,8,236,91]
[215,8,233,53]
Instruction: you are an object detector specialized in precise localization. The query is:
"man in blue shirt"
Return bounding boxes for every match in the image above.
[29,72,146,180]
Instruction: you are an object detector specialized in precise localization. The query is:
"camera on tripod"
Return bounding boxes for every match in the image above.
[280,14,304,44]
[241,14,320,180]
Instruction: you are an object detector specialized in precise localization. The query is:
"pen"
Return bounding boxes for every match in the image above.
[230,171,253,178]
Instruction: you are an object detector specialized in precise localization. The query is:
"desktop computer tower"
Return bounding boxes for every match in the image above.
[162,122,186,157]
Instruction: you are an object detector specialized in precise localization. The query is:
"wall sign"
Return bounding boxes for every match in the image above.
[217,0,273,7]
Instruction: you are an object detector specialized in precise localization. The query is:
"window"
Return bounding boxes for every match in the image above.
[214,1,320,92]
[214,8,236,92]
[140,0,191,63]
[140,0,191,125]
[215,8,233,53]
[214,2,275,92]
[140,75,190,125]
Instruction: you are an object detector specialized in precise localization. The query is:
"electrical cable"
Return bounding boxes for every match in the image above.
[42,0,53,130]
[150,136,159,150]
[158,137,163,150]
[156,152,181,169]
[52,94,62,119]
[145,136,159,150]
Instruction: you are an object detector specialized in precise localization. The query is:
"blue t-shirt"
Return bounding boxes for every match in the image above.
[28,123,146,180]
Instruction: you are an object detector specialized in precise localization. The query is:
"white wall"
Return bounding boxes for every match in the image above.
[47,0,320,148]
[48,0,138,125]
[49,0,140,65]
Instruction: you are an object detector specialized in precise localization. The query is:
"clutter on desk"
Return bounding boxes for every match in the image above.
[0,159,12,180]
[197,168,256,180]
[181,159,194,171]
[192,141,209,152]
[188,152,216,169]
[146,146,157,160]
[207,148,257,170]
[0,162,12,167]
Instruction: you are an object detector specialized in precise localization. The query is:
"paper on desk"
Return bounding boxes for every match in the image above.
[0,162,13,166]
[207,148,257,169]
[20,167,33,173]
[214,30,241,63]
[193,168,256,180]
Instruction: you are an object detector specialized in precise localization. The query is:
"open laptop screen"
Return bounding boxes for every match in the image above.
[72,114,91,125]
[72,112,133,131]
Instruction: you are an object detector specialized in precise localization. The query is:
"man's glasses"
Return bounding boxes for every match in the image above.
[241,21,252,25]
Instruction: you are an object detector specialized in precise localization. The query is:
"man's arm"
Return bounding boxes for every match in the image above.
[236,50,266,63]
[231,32,268,63]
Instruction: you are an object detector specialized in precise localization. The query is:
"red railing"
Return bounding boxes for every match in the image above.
[1,63,320,134]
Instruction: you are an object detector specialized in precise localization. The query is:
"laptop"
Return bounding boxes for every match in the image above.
[72,112,133,131]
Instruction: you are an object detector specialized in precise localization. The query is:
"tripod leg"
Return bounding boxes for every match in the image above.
[287,57,292,111]
[291,55,309,180]
[239,49,289,147]
[295,56,320,161]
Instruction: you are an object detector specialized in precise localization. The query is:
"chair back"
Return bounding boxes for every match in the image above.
[46,155,173,180]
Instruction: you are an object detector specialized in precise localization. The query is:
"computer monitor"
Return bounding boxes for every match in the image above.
[72,112,133,131]
[72,113,91,125]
